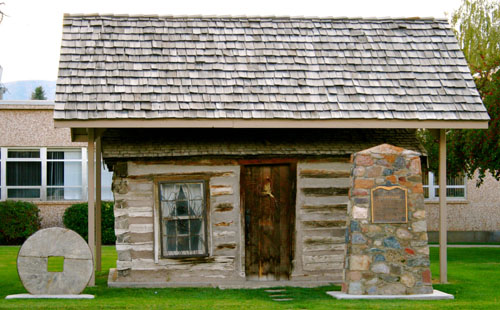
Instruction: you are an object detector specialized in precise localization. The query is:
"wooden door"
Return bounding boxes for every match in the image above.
[242,164,295,280]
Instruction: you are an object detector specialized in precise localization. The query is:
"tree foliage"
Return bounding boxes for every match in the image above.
[448,69,500,184]
[451,0,500,81]
[419,0,500,186]
[31,86,47,100]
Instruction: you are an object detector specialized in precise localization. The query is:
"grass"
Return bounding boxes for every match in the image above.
[0,246,499,309]
[428,242,500,245]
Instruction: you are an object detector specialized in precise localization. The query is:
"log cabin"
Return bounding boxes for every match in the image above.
[53,14,489,287]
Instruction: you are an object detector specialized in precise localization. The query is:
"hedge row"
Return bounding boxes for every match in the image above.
[0,200,41,245]
[63,202,116,245]
[0,200,115,245]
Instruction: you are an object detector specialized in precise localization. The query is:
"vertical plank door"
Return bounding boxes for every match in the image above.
[243,164,294,280]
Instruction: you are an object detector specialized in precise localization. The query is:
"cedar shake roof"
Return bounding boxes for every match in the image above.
[55,14,489,123]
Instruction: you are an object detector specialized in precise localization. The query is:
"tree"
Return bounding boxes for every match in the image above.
[447,69,500,185]
[451,0,500,82]
[419,0,500,185]
[31,86,47,100]
[0,2,6,24]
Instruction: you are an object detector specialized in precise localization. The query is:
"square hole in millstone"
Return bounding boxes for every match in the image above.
[47,256,65,272]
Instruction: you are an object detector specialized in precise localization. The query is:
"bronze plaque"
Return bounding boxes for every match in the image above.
[371,186,408,223]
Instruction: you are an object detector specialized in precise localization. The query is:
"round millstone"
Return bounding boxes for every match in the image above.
[17,227,93,295]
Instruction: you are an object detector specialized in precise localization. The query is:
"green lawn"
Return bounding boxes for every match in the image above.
[0,246,499,309]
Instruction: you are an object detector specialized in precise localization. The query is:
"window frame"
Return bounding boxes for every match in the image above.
[423,171,467,201]
[157,179,209,259]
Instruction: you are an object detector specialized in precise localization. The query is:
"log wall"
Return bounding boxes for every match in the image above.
[111,163,242,285]
[293,161,350,283]
[109,159,351,287]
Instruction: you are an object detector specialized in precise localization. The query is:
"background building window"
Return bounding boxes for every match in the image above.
[47,150,83,200]
[101,162,113,201]
[0,147,113,202]
[423,171,466,200]
[159,181,207,258]
[6,149,42,199]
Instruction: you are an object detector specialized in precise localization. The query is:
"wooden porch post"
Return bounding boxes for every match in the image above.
[87,129,96,286]
[439,129,448,283]
[95,134,102,272]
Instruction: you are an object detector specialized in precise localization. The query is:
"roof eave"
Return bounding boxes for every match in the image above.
[57,118,489,142]
[55,118,489,129]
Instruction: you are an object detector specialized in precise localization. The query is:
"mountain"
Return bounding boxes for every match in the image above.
[1,80,56,100]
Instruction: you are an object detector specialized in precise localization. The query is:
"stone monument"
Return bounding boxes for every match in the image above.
[343,144,433,295]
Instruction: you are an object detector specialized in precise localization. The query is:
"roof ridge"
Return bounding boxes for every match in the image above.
[62,13,447,22]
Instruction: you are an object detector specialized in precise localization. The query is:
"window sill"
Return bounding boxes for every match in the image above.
[424,199,470,205]
[158,254,210,261]
[35,200,87,206]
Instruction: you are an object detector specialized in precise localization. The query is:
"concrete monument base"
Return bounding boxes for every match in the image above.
[5,294,94,299]
[327,289,454,300]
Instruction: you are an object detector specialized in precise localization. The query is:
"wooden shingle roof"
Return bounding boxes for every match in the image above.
[55,14,489,128]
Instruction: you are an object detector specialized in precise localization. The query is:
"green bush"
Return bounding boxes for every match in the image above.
[63,201,116,245]
[0,200,41,245]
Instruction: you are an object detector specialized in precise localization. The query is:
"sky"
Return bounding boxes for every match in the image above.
[0,0,463,83]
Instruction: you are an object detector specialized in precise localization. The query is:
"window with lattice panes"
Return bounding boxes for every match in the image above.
[159,181,207,258]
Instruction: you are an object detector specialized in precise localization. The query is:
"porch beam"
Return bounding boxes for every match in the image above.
[95,134,102,272]
[87,128,96,286]
[438,129,448,283]
[55,118,489,131]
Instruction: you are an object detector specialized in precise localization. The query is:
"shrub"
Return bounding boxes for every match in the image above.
[63,201,116,245]
[0,200,41,245]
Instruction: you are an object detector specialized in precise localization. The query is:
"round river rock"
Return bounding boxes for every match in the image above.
[17,227,93,295]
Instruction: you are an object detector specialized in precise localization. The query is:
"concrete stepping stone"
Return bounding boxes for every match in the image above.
[265,289,286,293]
[266,289,293,301]
[272,298,294,301]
